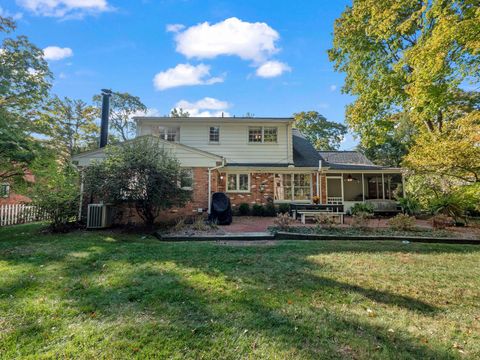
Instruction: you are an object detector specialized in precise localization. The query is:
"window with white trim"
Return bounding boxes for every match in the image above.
[180,169,194,190]
[226,173,250,192]
[248,126,277,143]
[209,126,220,143]
[156,127,179,141]
[274,174,311,201]
[0,183,10,198]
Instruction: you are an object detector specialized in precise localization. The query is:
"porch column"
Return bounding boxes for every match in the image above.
[402,173,405,197]
[362,173,365,202]
[382,173,385,200]
[341,173,344,204]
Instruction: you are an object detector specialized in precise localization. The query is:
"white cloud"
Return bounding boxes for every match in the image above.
[174,17,280,63]
[16,0,110,18]
[330,84,337,92]
[166,23,185,33]
[0,6,23,20]
[173,97,231,117]
[255,60,291,78]
[153,63,223,91]
[43,46,73,61]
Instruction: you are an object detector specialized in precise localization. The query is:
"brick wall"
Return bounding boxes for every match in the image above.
[217,172,274,208]
[320,174,327,204]
[0,193,32,206]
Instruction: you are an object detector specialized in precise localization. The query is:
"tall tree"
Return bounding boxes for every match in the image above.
[93,91,147,141]
[170,108,190,117]
[293,111,347,150]
[41,96,99,159]
[329,0,479,180]
[0,15,51,182]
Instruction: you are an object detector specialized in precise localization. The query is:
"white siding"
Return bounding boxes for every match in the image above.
[73,141,219,168]
[139,122,292,164]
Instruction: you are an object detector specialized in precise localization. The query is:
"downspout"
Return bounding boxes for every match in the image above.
[78,170,84,221]
[317,160,322,202]
[208,158,226,213]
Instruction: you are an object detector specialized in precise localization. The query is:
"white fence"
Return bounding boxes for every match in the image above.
[0,204,48,226]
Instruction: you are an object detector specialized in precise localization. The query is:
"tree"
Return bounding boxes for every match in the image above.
[40,96,99,159]
[293,111,347,150]
[329,0,479,140]
[84,137,192,226]
[170,108,190,117]
[0,15,52,183]
[329,0,479,181]
[31,163,80,232]
[357,113,416,167]
[93,91,147,141]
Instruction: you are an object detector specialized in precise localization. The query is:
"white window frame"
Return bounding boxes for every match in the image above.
[158,127,179,142]
[209,126,220,144]
[180,169,194,191]
[274,173,312,202]
[248,126,278,144]
[226,173,250,193]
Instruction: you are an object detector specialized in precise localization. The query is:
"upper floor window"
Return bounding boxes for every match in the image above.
[209,126,220,143]
[248,126,278,143]
[157,127,178,142]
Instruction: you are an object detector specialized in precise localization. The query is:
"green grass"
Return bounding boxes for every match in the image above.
[1,224,479,359]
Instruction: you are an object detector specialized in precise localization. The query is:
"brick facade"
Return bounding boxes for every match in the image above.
[82,168,329,225]
[0,193,32,206]
[217,172,275,208]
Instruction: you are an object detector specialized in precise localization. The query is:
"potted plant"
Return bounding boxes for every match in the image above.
[312,196,320,204]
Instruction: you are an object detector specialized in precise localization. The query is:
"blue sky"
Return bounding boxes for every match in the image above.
[3,0,357,149]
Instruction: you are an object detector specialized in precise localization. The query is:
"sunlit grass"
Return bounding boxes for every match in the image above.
[0,223,479,359]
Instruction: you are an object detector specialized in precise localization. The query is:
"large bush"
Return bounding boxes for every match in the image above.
[32,164,79,232]
[350,202,374,215]
[84,137,191,226]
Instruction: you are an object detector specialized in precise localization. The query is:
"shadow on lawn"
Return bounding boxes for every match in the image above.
[2,230,477,358]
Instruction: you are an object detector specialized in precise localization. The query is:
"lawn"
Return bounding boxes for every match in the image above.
[1,224,479,359]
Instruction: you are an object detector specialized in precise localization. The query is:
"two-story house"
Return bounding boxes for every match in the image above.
[72,116,403,222]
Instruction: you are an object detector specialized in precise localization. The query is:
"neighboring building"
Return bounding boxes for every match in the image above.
[0,171,35,206]
[72,117,403,221]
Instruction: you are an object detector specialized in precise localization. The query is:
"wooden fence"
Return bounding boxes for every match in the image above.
[0,204,48,226]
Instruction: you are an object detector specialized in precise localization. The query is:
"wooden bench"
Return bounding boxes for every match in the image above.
[297,210,344,225]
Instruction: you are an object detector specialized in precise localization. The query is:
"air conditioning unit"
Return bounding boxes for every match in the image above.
[87,204,114,229]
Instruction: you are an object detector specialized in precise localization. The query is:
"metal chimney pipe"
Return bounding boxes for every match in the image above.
[99,89,112,148]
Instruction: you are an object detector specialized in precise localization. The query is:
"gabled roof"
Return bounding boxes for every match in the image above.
[292,129,322,167]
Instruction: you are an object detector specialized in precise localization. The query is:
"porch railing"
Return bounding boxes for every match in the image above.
[327,197,343,205]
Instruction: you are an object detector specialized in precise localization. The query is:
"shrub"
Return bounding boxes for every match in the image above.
[32,165,79,232]
[431,214,454,229]
[350,202,374,215]
[192,216,209,231]
[387,214,416,231]
[273,213,294,231]
[238,203,250,216]
[398,196,421,216]
[315,213,337,230]
[263,203,277,217]
[351,211,372,230]
[252,204,265,216]
[277,203,290,214]
[428,192,467,222]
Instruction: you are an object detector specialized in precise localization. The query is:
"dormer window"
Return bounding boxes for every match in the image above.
[248,126,278,143]
[209,126,220,143]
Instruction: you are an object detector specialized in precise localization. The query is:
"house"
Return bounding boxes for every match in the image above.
[72,116,403,222]
[0,171,35,206]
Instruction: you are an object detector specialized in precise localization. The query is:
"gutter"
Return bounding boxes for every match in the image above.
[208,158,226,213]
